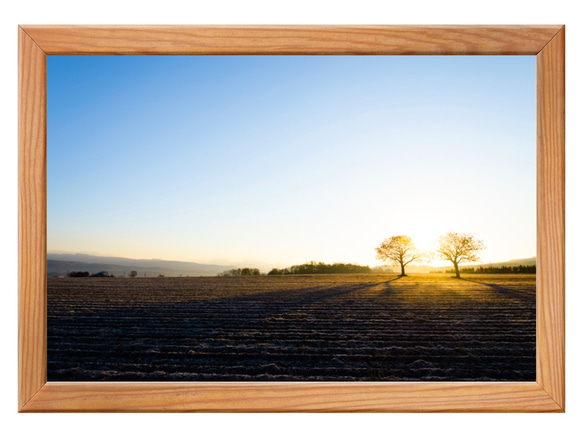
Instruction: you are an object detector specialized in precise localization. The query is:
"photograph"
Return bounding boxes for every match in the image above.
[46,54,537,382]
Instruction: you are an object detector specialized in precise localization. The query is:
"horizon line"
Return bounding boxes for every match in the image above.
[47,250,537,268]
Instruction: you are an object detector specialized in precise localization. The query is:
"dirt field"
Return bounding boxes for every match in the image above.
[47,274,536,381]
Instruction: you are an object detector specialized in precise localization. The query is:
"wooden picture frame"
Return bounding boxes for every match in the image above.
[18,25,565,412]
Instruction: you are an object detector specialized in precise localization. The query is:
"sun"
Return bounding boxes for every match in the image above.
[396,220,451,267]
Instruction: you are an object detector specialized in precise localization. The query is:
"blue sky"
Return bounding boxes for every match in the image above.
[47,55,536,267]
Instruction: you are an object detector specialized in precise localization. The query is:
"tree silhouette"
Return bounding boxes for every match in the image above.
[267,262,371,275]
[437,232,485,278]
[375,235,422,276]
[219,268,261,277]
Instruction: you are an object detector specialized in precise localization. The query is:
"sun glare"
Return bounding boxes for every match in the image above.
[392,221,450,267]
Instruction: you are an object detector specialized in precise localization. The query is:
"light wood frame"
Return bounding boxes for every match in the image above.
[18,25,565,412]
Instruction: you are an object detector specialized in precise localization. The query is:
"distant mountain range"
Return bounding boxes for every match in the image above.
[47,253,536,277]
[47,253,239,277]
[409,256,537,273]
[477,256,536,267]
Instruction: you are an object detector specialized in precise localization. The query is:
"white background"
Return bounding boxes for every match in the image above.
[1,1,580,435]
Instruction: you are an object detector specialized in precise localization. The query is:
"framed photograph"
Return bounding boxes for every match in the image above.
[18,25,564,412]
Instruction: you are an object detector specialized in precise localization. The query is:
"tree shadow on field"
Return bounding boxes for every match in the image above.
[189,278,402,313]
[372,277,403,300]
[47,275,414,382]
[459,278,536,301]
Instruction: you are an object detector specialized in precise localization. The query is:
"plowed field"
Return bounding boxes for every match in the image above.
[47,274,536,381]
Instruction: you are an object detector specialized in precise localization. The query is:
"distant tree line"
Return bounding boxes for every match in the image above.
[268,261,371,275]
[67,271,114,277]
[67,271,90,277]
[218,268,261,277]
[439,264,536,274]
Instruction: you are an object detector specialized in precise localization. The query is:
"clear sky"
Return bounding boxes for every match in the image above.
[47,55,536,268]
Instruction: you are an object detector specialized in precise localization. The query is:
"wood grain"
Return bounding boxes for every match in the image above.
[537,26,566,410]
[18,25,565,412]
[18,27,47,411]
[20,25,561,55]
[25,382,562,412]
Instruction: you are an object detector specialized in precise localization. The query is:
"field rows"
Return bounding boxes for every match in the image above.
[47,274,536,381]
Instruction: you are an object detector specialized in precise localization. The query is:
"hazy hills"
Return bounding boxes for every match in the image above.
[410,256,537,273]
[477,257,536,267]
[47,253,536,277]
[47,253,238,277]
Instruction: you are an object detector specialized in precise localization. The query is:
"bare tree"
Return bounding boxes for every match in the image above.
[375,235,422,276]
[437,232,485,278]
